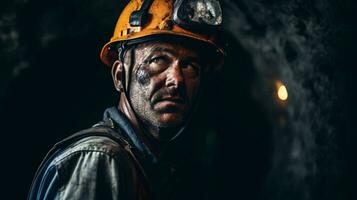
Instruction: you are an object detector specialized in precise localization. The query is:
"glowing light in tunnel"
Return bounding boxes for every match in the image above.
[278,84,288,101]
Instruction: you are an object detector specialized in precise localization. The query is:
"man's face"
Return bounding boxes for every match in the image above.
[127,41,203,129]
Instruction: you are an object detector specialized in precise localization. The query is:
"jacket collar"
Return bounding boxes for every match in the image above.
[102,107,158,165]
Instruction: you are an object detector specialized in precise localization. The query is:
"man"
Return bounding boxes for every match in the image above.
[28,0,224,199]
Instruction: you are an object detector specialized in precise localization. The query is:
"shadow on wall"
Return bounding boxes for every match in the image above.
[0,0,124,198]
[214,32,272,200]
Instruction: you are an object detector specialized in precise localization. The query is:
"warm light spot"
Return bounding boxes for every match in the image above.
[278,85,288,101]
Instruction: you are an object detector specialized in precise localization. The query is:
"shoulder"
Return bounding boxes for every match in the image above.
[39,136,130,199]
[51,135,127,166]
[29,126,137,200]
[48,135,134,189]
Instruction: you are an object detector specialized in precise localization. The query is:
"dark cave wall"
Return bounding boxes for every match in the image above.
[221,0,353,199]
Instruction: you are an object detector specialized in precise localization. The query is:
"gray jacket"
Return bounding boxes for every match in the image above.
[28,107,180,200]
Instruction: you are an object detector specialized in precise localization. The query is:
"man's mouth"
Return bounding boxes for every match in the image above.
[155,97,185,104]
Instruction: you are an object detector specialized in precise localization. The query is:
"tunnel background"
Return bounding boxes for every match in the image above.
[0,0,356,199]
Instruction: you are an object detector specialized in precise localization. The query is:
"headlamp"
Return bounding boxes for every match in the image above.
[173,0,223,31]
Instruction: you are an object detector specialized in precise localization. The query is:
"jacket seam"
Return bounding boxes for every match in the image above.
[53,149,121,165]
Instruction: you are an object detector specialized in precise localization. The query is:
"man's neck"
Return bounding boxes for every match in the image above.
[118,99,173,157]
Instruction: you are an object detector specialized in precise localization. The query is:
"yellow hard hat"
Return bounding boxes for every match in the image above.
[100,0,225,67]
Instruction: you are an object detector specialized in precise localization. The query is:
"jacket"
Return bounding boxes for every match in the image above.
[28,107,181,200]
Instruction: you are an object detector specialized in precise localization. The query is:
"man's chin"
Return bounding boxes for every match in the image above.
[155,113,186,128]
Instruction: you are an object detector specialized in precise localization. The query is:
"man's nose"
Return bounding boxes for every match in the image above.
[165,60,184,88]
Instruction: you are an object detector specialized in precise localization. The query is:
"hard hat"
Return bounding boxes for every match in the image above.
[100,0,225,68]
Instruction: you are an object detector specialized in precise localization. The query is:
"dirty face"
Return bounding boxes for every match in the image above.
[128,41,203,128]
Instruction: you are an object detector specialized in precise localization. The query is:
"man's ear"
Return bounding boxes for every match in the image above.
[111,60,124,92]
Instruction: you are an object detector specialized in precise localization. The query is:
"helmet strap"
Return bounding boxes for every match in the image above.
[119,47,159,164]
[118,42,129,62]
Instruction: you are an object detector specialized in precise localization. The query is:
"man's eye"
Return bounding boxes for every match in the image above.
[182,63,195,69]
[181,61,200,70]
[149,56,167,64]
[181,61,200,77]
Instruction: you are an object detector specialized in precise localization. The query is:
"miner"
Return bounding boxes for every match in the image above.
[28,0,225,199]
